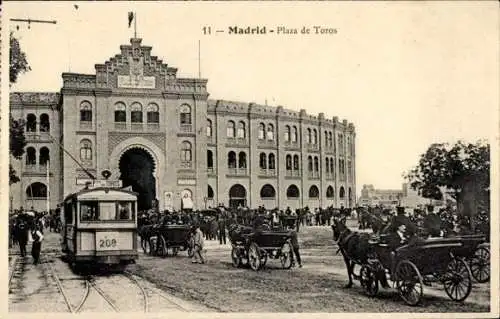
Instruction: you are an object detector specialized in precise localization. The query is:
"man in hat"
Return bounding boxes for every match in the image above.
[31,225,44,265]
[192,223,205,264]
[423,205,442,237]
[383,206,417,236]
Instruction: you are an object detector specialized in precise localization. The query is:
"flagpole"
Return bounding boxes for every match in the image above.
[47,160,50,213]
[134,12,137,38]
[198,40,201,79]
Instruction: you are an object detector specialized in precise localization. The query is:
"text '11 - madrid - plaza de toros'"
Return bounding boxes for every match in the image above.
[9,38,356,212]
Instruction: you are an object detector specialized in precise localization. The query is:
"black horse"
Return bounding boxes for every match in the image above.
[331,216,372,288]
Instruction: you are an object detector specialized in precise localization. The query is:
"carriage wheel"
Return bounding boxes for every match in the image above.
[280,242,293,270]
[395,260,423,306]
[248,243,261,271]
[360,265,379,297]
[443,258,472,302]
[157,236,168,257]
[149,237,158,256]
[470,247,490,283]
[231,247,242,268]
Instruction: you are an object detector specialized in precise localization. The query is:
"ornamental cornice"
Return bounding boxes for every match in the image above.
[224,143,250,149]
[10,92,61,105]
[257,145,278,151]
[177,132,196,138]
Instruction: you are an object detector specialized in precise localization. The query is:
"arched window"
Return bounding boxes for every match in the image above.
[26,114,37,132]
[80,139,92,161]
[313,129,318,145]
[227,121,235,138]
[259,152,267,169]
[292,126,298,143]
[208,185,214,199]
[207,150,213,168]
[26,182,48,198]
[206,119,213,137]
[39,147,50,166]
[338,134,344,154]
[237,121,246,139]
[339,186,345,199]
[308,156,313,172]
[180,104,192,125]
[330,157,334,175]
[325,158,330,173]
[267,123,274,140]
[238,152,247,168]
[268,153,276,169]
[40,113,50,132]
[347,160,352,180]
[286,155,292,170]
[293,155,299,170]
[114,102,126,122]
[314,156,319,172]
[228,151,236,168]
[286,185,300,198]
[146,103,159,123]
[80,101,92,122]
[307,128,312,144]
[26,147,36,165]
[181,141,192,162]
[326,186,335,198]
[309,185,319,198]
[130,103,143,123]
[325,131,328,147]
[329,132,333,147]
[284,125,291,142]
[258,123,265,140]
[349,188,353,200]
[260,184,276,199]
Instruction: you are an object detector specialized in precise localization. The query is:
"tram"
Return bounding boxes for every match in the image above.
[61,186,139,270]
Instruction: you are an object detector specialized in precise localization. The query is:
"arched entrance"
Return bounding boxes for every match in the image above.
[229,184,247,208]
[119,148,156,211]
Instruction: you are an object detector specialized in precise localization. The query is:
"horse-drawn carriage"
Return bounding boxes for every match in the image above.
[146,223,194,257]
[332,217,489,306]
[229,225,294,271]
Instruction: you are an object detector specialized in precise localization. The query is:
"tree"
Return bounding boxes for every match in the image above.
[9,32,30,184]
[405,140,490,218]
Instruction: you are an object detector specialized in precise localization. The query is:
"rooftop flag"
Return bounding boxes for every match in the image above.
[128,12,134,28]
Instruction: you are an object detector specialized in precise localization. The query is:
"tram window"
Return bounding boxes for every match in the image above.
[116,201,135,220]
[80,201,99,221]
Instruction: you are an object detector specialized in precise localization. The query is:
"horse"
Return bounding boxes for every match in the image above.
[331,216,372,288]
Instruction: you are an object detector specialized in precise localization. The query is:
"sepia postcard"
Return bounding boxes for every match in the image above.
[1,1,498,318]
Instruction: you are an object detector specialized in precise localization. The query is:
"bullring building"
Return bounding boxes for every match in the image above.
[9,38,356,212]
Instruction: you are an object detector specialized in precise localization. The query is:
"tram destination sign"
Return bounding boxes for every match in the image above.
[75,179,123,188]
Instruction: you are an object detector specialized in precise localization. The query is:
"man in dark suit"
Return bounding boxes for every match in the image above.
[383,206,417,236]
[423,205,441,237]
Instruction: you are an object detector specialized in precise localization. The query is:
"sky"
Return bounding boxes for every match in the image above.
[2,1,498,195]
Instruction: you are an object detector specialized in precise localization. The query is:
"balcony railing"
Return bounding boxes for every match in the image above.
[79,121,93,131]
[285,169,301,177]
[307,143,319,152]
[180,124,192,133]
[24,164,52,174]
[308,171,320,179]
[131,123,143,131]
[146,123,160,132]
[227,167,248,176]
[114,122,127,130]
[180,161,193,169]
[207,167,215,174]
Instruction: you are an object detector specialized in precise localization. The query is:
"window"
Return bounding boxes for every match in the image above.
[267,124,274,140]
[325,131,328,147]
[228,151,236,168]
[258,123,265,139]
[181,141,192,162]
[286,185,300,198]
[286,155,292,170]
[80,139,92,161]
[26,147,36,165]
[26,182,48,198]
[314,156,319,172]
[330,158,334,175]
[308,156,313,172]
[313,129,318,145]
[237,121,246,138]
[26,114,37,132]
[284,125,290,142]
[293,155,299,170]
[207,185,214,199]
[260,184,276,199]
[326,186,335,198]
[146,103,159,123]
[339,186,345,199]
[206,119,213,137]
[180,104,192,125]
[130,103,143,123]
[325,158,330,173]
[309,185,319,198]
[292,126,298,143]
[348,161,352,180]
[80,101,92,122]
[80,201,136,221]
[259,153,267,169]
[238,152,247,168]
[227,121,235,138]
[329,132,333,147]
[40,113,50,132]
[39,147,50,166]
[338,134,344,154]
[268,153,276,169]
[114,103,126,122]
[307,128,312,144]
[207,150,213,168]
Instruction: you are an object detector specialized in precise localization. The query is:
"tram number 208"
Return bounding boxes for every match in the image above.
[99,238,117,248]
